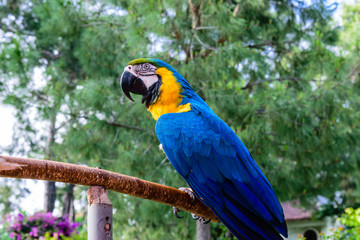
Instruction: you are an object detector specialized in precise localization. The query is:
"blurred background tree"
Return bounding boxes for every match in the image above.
[0,0,359,239]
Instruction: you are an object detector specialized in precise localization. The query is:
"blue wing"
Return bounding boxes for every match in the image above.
[155,104,287,240]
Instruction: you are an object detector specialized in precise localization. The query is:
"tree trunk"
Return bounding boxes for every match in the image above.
[44,181,57,212]
[44,114,57,213]
[225,229,234,239]
[62,184,75,221]
[196,221,211,240]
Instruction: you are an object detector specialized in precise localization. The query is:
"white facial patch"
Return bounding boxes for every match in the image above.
[141,75,159,88]
[124,63,158,89]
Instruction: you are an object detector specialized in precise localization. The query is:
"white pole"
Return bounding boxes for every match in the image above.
[87,186,113,240]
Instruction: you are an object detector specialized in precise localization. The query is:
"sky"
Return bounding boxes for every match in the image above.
[0,104,46,213]
[0,0,357,215]
[0,104,14,147]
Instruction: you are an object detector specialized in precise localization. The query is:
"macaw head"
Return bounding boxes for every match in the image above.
[120,58,194,120]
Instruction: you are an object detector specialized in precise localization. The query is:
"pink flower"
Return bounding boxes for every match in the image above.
[17,213,24,222]
[6,214,12,222]
[30,227,39,237]
[12,222,21,231]
[5,211,81,238]
[53,232,59,239]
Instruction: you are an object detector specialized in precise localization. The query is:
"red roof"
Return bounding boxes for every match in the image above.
[281,201,313,221]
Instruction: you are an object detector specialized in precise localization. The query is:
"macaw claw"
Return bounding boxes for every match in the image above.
[172,187,196,219]
[200,218,211,224]
[173,207,184,219]
[173,187,210,223]
[192,213,211,224]
[191,213,200,220]
[178,187,196,204]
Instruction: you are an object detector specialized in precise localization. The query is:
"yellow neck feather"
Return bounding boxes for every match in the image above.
[147,67,191,120]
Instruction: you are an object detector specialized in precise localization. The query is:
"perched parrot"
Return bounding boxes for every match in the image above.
[120,58,288,240]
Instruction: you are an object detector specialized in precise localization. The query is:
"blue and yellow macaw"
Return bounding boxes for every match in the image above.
[120,59,288,240]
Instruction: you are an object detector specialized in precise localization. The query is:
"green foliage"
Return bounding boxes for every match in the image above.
[0,179,30,218]
[316,202,360,220]
[0,227,11,240]
[42,231,86,240]
[335,208,360,238]
[211,222,237,240]
[0,0,360,239]
[299,208,360,240]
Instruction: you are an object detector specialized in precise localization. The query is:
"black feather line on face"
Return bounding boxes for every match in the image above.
[141,74,162,108]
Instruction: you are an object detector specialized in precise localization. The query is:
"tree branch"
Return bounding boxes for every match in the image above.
[30,90,48,102]
[80,21,123,28]
[0,22,17,34]
[194,26,217,30]
[246,40,295,50]
[106,121,149,131]
[0,155,219,222]
[188,0,218,52]
[79,114,149,132]
[188,0,201,29]
[346,63,360,79]
[0,22,33,36]
[194,33,218,52]
[233,4,240,17]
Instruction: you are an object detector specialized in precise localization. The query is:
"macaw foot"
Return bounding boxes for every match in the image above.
[172,187,195,219]
[173,206,184,219]
[192,214,211,224]
[178,187,196,202]
[172,187,211,224]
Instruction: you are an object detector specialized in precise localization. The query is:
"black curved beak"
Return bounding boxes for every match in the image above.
[120,70,147,102]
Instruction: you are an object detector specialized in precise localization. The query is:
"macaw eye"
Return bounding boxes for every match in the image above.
[142,63,150,71]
